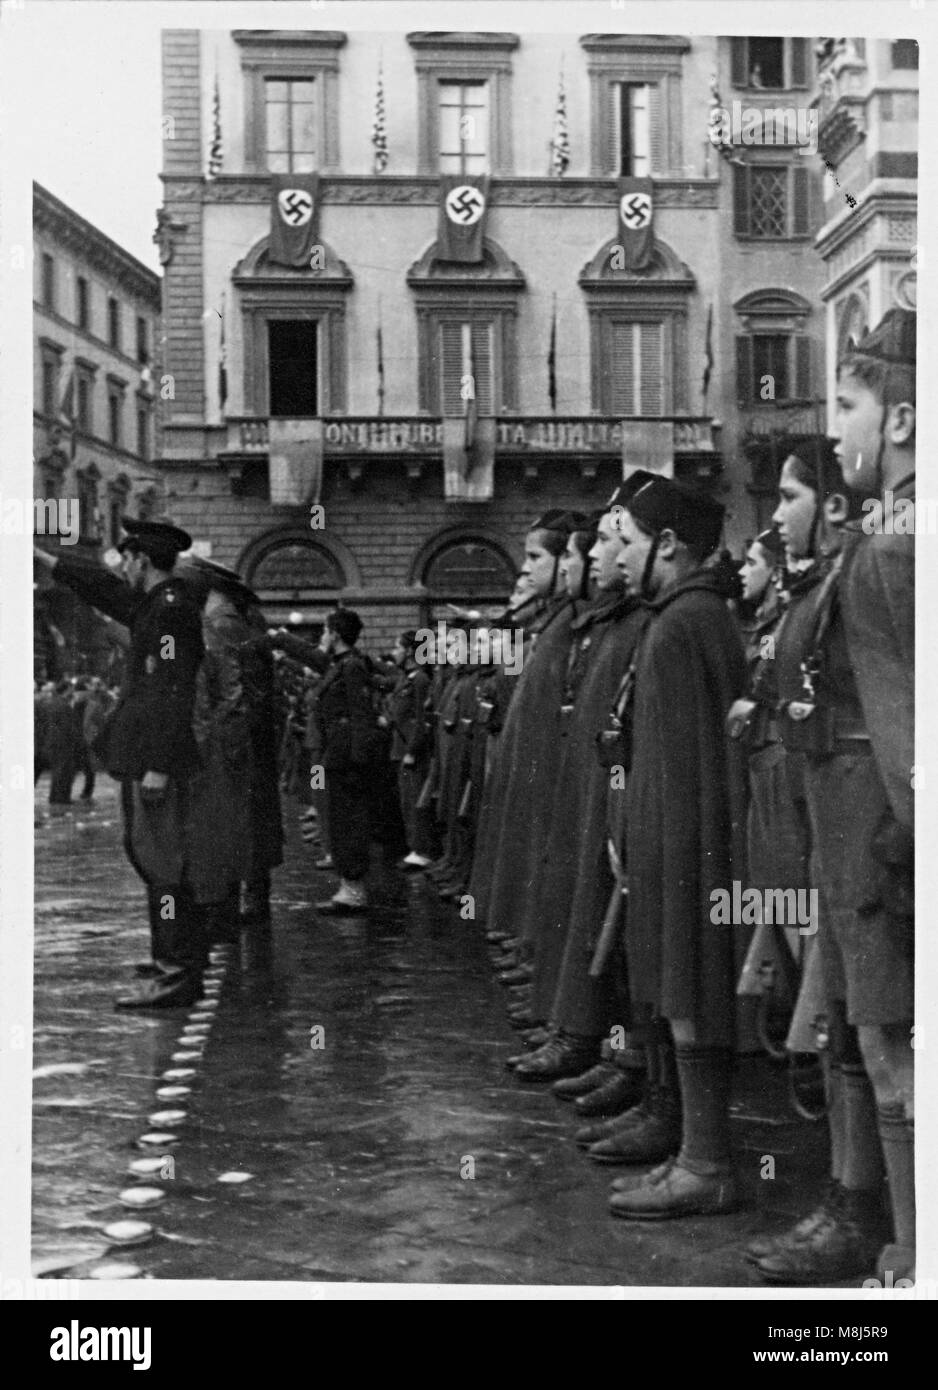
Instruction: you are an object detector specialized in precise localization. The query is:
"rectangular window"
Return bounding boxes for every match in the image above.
[41,253,55,310]
[107,297,121,351]
[265,77,316,173]
[268,320,318,416]
[607,321,664,416]
[439,320,494,415]
[137,405,150,460]
[42,357,58,417]
[734,163,811,238]
[892,40,919,70]
[731,37,808,89]
[76,276,89,330]
[136,316,148,364]
[108,387,122,446]
[78,474,99,541]
[615,83,664,177]
[737,334,812,404]
[77,374,92,433]
[438,81,490,175]
[109,495,124,547]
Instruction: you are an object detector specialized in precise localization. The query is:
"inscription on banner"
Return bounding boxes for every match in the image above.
[321,419,710,453]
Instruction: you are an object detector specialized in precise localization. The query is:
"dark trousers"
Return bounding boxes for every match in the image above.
[121,778,204,973]
[326,768,372,881]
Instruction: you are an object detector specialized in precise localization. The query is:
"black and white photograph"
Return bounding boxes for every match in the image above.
[0,0,929,1305]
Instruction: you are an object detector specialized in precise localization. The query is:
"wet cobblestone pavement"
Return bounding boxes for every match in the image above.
[33,780,832,1287]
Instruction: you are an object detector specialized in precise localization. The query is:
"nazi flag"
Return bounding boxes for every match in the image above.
[269,173,321,269]
[437,175,490,264]
[615,177,654,272]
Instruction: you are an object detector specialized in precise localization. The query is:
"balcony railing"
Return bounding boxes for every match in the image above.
[225,415,720,458]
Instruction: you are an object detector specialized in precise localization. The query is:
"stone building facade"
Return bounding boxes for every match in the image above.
[157,27,836,649]
[33,183,161,678]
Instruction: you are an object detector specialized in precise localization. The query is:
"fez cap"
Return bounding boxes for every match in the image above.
[627,477,725,558]
[845,307,916,367]
[754,527,785,561]
[530,509,586,536]
[606,469,658,511]
[118,515,192,564]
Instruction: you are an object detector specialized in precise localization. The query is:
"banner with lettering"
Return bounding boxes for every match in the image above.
[621,420,673,478]
[443,416,495,501]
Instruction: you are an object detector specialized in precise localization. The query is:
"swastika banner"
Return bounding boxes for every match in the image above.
[269,174,321,269]
[615,177,654,272]
[437,175,490,264]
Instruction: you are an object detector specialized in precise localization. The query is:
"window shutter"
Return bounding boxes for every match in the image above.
[791,165,810,235]
[733,164,751,236]
[609,322,636,414]
[789,38,808,88]
[471,321,494,414]
[648,84,666,176]
[440,321,465,415]
[639,323,663,415]
[609,81,622,175]
[731,38,748,87]
[736,335,753,406]
[794,336,812,400]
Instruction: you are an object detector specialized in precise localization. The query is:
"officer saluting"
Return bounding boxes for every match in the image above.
[34,518,206,1008]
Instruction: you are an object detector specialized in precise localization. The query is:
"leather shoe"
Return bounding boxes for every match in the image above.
[134,959,180,980]
[505,1029,557,1069]
[586,1095,682,1164]
[743,1180,842,1264]
[609,1158,738,1220]
[115,973,202,1010]
[513,1033,599,1082]
[575,1100,654,1149]
[752,1187,889,1284]
[574,1069,645,1118]
[552,1062,616,1100]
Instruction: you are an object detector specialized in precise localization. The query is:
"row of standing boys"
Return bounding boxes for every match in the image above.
[358,306,914,1284]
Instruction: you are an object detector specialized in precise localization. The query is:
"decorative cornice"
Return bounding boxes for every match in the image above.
[579,34,691,54]
[33,183,161,308]
[173,174,718,209]
[233,30,347,51]
[407,236,524,289]
[407,32,519,53]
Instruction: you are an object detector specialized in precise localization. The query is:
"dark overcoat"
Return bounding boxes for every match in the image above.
[625,570,747,1046]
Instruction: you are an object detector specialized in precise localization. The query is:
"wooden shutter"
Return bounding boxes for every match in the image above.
[609,322,636,414]
[789,38,808,88]
[440,321,465,415]
[736,335,753,406]
[731,38,748,87]
[639,323,664,415]
[733,164,751,236]
[647,84,666,176]
[791,165,810,236]
[471,321,494,414]
[794,336,812,400]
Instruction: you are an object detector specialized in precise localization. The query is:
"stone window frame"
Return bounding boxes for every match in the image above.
[234,29,346,174]
[75,460,101,542]
[135,390,153,461]
[407,237,525,415]
[408,31,519,175]
[733,155,814,242]
[75,357,98,435]
[578,236,695,414]
[39,337,65,419]
[232,236,354,417]
[730,37,810,91]
[106,471,131,547]
[239,524,361,599]
[733,288,815,407]
[580,34,690,178]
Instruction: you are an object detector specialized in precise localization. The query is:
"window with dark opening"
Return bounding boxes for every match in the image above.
[748,38,785,88]
[42,253,55,310]
[268,320,318,417]
[76,276,89,329]
[892,40,918,70]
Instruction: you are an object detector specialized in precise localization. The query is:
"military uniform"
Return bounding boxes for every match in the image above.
[48,519,206,1007]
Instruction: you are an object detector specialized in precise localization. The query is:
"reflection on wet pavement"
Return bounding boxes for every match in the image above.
[33,781,829,1286]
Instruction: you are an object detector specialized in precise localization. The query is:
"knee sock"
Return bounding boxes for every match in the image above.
[877,1101,915,1250]
[673,1042,734,1168]
[841,1062,886,1192]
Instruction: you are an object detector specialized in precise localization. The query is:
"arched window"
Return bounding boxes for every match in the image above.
[247,538,344,597]
[423,535,515,603]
